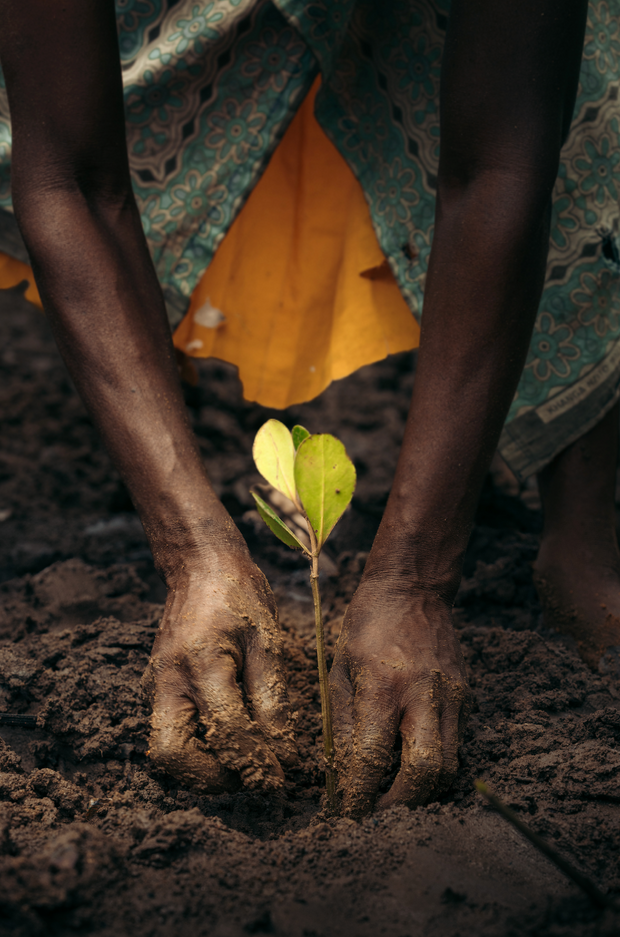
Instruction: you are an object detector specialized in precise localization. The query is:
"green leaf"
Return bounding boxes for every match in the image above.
[292,425,310,450]
[252,419,299,507]
[294,434,356,550]
[250,491,309,554]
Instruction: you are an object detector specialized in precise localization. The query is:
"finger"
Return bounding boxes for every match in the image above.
[435,702,461,796]
[340,679,399,819]
[148,690,240,795]
[192,646,286,791]
[243,637,299,770]
[377,703,442,811]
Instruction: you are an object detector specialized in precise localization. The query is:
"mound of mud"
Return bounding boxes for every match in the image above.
[1,287,620,937]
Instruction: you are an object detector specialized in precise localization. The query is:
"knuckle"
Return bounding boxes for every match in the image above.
[329,662,352,695]
[350,653,405,694]
[140,659,156,704]
[332,636,357,676]
[438,669,468,693]
[254,618,284,657]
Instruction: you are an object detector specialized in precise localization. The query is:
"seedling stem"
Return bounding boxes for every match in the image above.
[307,523,337,808]
[251,420,356,813]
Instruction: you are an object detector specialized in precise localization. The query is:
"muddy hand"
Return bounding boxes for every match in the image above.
[142,557,297,794]
[330,581,471,818]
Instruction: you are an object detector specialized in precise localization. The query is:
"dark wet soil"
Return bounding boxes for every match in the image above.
[1,284,620,936]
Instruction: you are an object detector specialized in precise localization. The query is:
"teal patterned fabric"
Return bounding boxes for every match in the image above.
[0,0,618,477]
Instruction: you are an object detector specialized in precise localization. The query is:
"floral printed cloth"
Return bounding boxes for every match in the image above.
[0,0,618,477]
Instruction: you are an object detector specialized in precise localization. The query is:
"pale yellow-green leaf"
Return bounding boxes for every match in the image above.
[250,491,309,554]
[294,434,356,550]
[252,419,299,508]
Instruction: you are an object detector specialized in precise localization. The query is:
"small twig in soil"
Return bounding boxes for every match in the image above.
[0,713,38,728]
[475,780,616,911]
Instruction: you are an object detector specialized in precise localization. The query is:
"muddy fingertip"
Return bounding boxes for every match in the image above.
[265,717,300,771]
[148,733,242,795]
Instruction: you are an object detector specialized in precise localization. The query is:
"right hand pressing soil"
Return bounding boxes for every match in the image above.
[141,556,297,793]
[330,579,472,817]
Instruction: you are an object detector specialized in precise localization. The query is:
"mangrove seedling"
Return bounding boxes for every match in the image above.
[251,419,356,812]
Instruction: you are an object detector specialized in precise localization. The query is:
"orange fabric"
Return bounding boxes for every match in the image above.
[0,251,42,308]
[172,79,420,408]
[0,81,420,409]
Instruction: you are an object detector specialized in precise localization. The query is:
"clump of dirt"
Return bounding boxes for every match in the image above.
[1,286,620,937]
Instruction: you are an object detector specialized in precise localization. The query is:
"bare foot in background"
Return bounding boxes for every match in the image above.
[534,403,620,673]
[533,556,620,672]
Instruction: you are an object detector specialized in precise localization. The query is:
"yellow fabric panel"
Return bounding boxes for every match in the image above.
[0,82,419,410]
[172,80,420,409]
[0,252,42,308]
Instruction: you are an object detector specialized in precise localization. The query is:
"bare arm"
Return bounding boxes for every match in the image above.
[0,0,296,792]
[331,0,588,816]
[0,0,218,560]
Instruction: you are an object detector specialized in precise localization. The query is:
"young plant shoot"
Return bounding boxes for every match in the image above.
[251,419,356,811]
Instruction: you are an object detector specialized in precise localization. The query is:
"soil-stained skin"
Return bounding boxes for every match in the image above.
[142,563,297,794]
[330,578,472,818]
[1,293,620,936]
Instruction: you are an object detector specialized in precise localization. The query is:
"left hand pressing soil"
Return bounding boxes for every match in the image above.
[330,579,472,817]
[141,556,297,793]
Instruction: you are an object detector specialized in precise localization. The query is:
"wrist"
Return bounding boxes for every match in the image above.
[143,510,252,588]
[363,517,468,605]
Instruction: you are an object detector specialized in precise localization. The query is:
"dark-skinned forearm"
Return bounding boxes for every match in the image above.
[364,0,589,601]
[1,0,245,583]
[366,185,550,597]
[16,192,239,580]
